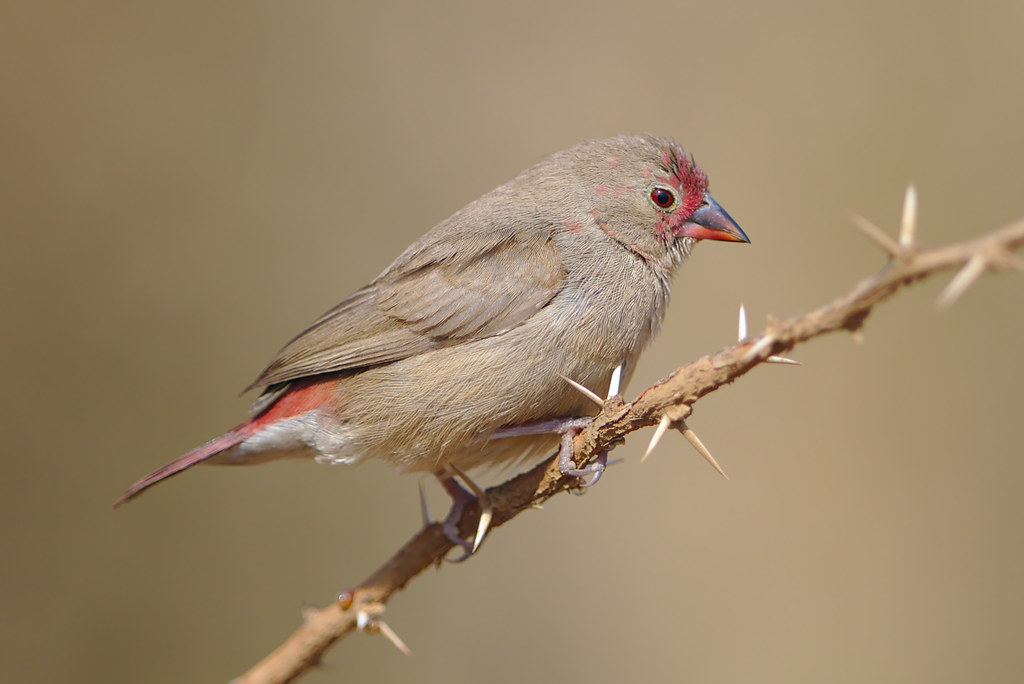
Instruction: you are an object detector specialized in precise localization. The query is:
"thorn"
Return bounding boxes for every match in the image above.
[606,457,625,468]
[643,415,672,462]
[418,480,432,527]
[376,620,412,656]
[558,374,604,408]
[850,212,901,257]
[473,509,492,553]
[530,503,544,510]
[355,611,411,655]
[766,355,801,365]
[739,308,796,364]
[678,422,729,479]
[607,364,623,398]
[937,253,987,309]
[741,334,775,365]
[899,184,918,248]
[450,465,492,553]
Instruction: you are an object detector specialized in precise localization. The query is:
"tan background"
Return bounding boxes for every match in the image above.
[3,2,1023,682]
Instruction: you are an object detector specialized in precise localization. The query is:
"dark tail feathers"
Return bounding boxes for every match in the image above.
[113,428,249,508]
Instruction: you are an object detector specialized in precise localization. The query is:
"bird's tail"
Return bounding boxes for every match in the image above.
[113,427,252,508]
[114,377,341,508]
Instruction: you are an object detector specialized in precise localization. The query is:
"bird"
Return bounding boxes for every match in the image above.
[115,134,748,551]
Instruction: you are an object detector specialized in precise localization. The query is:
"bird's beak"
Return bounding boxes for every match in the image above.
[678,193,750,243]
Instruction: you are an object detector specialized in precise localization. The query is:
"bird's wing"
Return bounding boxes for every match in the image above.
[247,227,565,390]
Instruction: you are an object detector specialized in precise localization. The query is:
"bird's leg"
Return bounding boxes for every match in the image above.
[489,416,593,439]
[434,467,492,562]
[491,416,606,487]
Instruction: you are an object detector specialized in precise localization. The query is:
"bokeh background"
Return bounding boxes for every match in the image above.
[3,2,1022,682]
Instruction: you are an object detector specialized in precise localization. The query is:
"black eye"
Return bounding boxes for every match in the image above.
[649,186,677,210]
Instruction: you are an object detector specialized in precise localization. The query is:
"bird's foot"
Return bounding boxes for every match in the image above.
[435,467,492,562]
[556,422,608,490]
[492,416,607,488]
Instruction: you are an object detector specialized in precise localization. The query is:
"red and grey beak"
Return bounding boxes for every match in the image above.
[679,193,750,243]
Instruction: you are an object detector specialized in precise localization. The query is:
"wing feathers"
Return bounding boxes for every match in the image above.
[247,227,565,391]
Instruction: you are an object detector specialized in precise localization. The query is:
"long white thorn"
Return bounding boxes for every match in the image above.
[741,335,775,365]
[742,305,799,365]
[851,212,901,257]
[558,374,604,408]
[607,364,623,399]
[356,611,412,655]
[899,184,918,248]
[937,253,987,309]
[472,510,492,553]
[376,620,412,656]
[450,465,492,553]
[679,423,728,479]
[643,415,672,462]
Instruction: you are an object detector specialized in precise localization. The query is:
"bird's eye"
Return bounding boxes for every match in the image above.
[649,186,677,211]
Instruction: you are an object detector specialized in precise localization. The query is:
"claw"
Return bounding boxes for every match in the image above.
[435,472,480,562]
[557,424,607,487]
[491,415,606,488]
[437,466,494,557]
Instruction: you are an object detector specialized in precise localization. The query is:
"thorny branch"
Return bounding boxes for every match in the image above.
[235,194,1024,684]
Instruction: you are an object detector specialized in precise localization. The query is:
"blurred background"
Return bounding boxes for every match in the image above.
[2,2,1022,682]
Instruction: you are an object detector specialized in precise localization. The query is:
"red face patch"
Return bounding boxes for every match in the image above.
[653,146,708,241]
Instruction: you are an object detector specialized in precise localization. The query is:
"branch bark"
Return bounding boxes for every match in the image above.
[235,212,1024,684]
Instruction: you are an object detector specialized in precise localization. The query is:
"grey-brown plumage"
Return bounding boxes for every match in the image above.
[116,134,747,506]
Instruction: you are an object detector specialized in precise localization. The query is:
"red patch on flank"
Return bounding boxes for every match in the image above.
[608,156,620,169]
[613,186,623,197]
[562,219,584,233]
[595,184,608,195]
[251,376,341,427]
